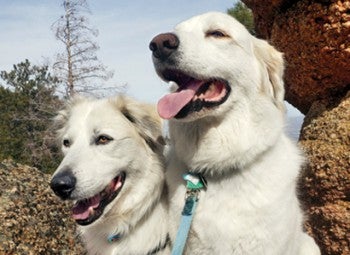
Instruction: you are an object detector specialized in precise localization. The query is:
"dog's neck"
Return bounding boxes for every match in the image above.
[80,186,170,255]
[168,103,284,176]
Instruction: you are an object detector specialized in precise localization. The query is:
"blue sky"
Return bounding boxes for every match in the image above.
[0,0,303,125]
[0,0,235,101]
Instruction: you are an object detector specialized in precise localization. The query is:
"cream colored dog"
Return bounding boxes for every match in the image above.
[50,96,170,255]
[150,12,320,254]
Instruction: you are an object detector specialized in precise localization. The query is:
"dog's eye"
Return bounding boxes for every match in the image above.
[206,30,228,38]
[63,139,70,147]
[96,135,113,145]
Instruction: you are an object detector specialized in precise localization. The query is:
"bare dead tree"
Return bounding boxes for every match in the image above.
[52,0,113,97]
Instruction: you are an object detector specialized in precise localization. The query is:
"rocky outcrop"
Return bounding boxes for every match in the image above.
[0,160,86,254]
[243,0,286,38]
[243,0,350,114]
[242,1,350,254]
[299,94,350,255]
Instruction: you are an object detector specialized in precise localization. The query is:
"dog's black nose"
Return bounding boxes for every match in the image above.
[149,33,179,60]
[50,169,76,200]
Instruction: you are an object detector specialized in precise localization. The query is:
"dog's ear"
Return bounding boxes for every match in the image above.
[253,38,285,112]
[115,96,165,153]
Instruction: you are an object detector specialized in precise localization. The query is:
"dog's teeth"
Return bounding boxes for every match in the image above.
[113,175,123,191]
[115,182,122,191]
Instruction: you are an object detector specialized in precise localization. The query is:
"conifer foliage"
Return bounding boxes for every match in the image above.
[0,60,62,173]
[227,1,255,34]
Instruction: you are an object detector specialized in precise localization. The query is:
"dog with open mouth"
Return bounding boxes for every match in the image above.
[50,95,170,255]
[150,12,320,254]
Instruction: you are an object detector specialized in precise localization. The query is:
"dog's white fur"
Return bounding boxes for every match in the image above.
[152,12,320,254]
[52,96,169,255]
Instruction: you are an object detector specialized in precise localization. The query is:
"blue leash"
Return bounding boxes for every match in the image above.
[171,173,206,255]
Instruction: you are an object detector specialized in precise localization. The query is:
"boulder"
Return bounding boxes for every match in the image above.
[243,0,286,38]
[299,94,350,255]
[243,0,350,114]
[0,160,86,254]
[242,1,350,254]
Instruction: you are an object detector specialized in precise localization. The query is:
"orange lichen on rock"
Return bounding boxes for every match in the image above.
[299,94,350,255]
[243,0,350,114]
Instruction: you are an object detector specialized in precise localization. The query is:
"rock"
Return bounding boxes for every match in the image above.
[0,160,86,254]
[243,1,350,254]
[243,0,286,38]
[299,93,350,255]
[243,0,350,114]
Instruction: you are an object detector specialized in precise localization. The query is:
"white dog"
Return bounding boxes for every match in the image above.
[150,12,320,254]
[50,96,170,255]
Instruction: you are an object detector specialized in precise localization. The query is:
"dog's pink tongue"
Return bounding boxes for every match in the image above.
[72,196,100,220]
[157,81,202,119]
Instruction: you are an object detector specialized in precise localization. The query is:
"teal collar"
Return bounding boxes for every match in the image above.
[107,233,122,243]
[183,172,207,190]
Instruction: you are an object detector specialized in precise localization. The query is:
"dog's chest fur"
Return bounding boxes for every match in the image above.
[166,134,304,255]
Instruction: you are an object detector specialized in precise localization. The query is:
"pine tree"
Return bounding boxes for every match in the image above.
[228,1,255,35]
[0,60,62,172]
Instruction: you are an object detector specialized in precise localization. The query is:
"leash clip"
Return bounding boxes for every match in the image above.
[185,188,200,201]
[171,172,206,255]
